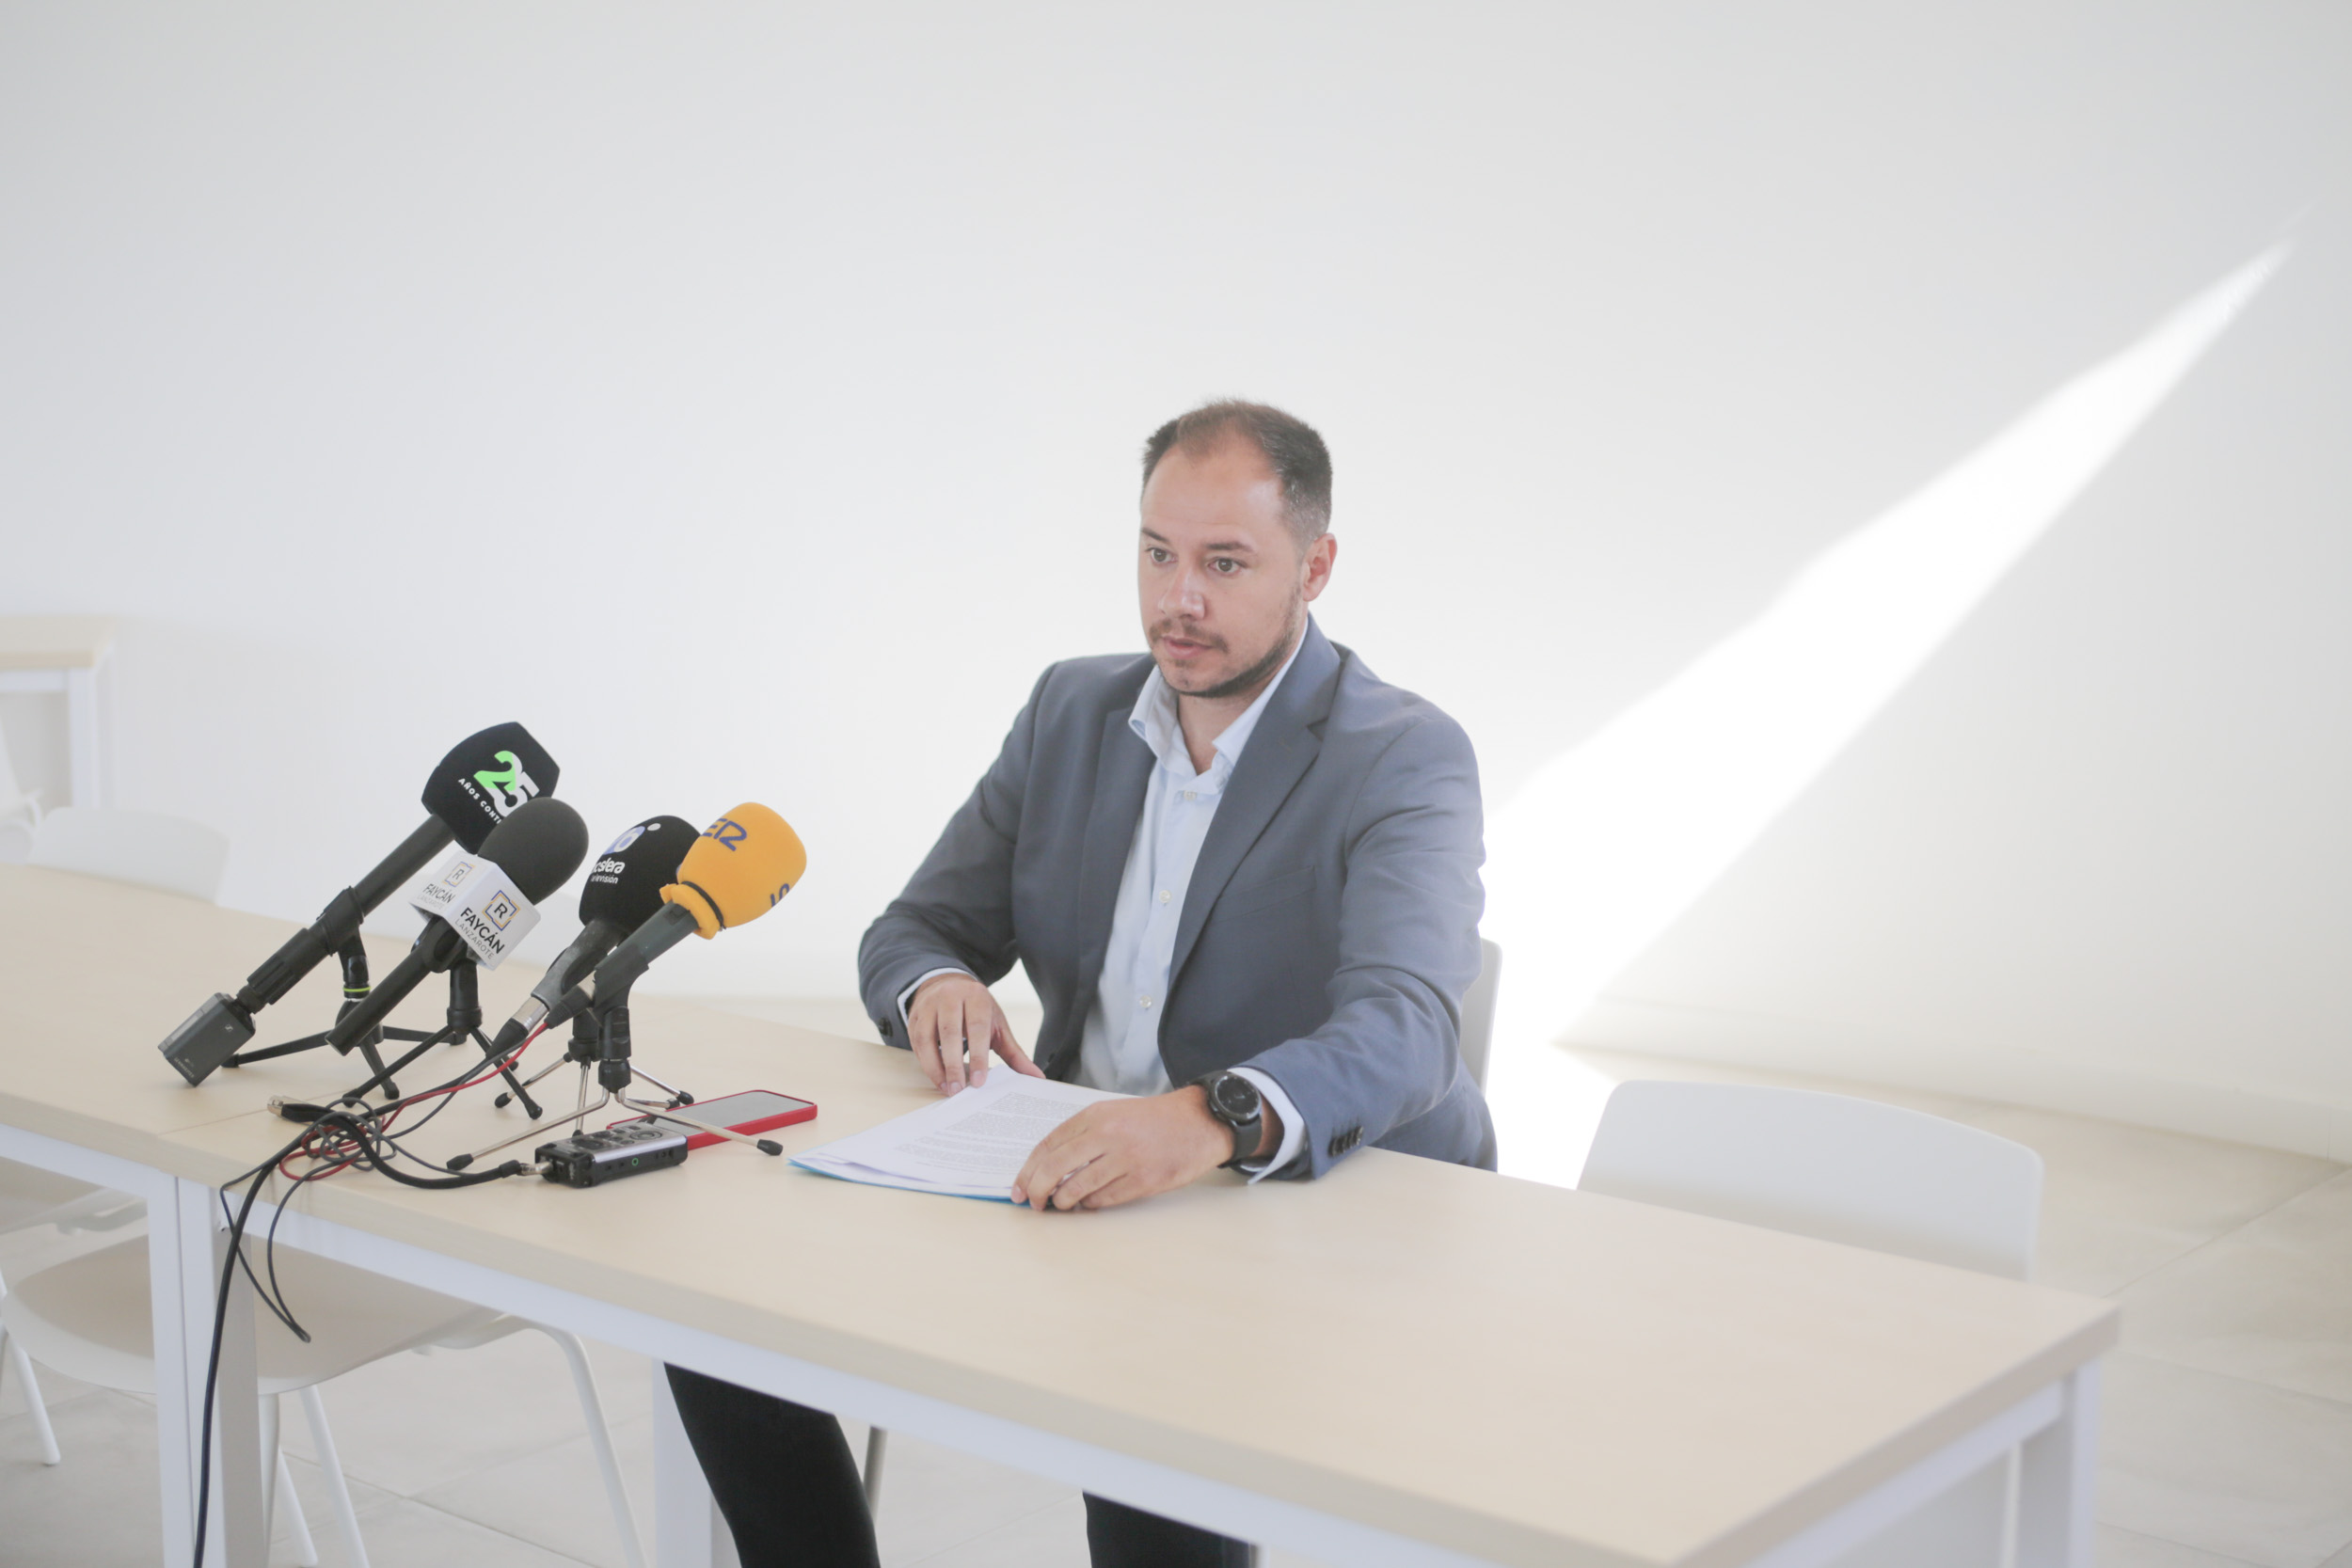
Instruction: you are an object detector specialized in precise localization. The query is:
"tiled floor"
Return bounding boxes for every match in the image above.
[4,1016,2347,1567]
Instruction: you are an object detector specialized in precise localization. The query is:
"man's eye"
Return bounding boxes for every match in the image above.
[1147,547,1171,564]
[1211,559,1240,575]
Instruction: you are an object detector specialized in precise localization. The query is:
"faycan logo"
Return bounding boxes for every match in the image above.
[472,752,540,816]
[483,890,520,930]
[442,859,475,886]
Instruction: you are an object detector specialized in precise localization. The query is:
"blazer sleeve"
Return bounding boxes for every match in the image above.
[856,667,1050,1043]
[1240,711,1486,1176]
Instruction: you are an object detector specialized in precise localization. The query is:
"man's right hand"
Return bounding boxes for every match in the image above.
[908,972,1043,1094]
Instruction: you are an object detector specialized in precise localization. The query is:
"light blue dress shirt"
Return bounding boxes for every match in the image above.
[1070,643,1308,1177]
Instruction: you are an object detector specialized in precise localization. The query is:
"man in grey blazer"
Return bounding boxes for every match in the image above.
[861,412,1493,1201]
[665,401,1492,1568]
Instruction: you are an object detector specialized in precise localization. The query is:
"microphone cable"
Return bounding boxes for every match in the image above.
[188,1033,545,1568]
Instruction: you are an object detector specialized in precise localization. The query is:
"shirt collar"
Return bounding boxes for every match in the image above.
[1129,629,1306,779]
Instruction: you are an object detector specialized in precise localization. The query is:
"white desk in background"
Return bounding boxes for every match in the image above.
[0,615,117,810]
[0,864,2118,1568]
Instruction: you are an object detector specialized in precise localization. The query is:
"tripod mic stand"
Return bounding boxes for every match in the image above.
[337,957,545,1116]
[448,990,784,1170]
[223,937,416,1093]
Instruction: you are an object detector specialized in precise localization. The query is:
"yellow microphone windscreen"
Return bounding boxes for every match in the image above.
[661,803,808,938]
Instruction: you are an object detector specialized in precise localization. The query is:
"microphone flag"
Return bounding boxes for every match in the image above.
[408,851,543,969]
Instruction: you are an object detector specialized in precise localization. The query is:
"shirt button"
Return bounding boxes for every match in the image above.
[1157,889,1171,904]
[1184,789,1196,801]
[1138,994,1152,1008]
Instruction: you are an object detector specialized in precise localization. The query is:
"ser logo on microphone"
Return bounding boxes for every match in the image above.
[470,751,542,816]
[706,817,747,850]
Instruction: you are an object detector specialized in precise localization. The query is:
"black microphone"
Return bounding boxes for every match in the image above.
[485,815,696,1057]
[537,801,809,1035]
[325,798,591,1053]
[159,722,562,1086]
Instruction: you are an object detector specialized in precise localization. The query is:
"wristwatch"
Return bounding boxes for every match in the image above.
[1195,1070,1264,1169]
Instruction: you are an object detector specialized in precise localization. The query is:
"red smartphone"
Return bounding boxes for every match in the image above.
[608,1089,818,1150]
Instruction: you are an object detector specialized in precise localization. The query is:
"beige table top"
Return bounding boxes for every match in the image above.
[0,614,116,671]
[0,864,2118,1568]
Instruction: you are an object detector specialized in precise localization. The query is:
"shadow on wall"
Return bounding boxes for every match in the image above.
[1482,245,2287,1188]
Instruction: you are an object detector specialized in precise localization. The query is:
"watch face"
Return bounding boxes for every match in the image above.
[1210,1073,1260,1121]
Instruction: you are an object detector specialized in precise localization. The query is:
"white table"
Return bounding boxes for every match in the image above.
[0,865,2117,1568]
[0,615,117,810]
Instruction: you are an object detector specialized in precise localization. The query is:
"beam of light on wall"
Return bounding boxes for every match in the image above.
[1483,246,2285,1187]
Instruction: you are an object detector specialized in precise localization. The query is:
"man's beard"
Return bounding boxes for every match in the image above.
[1156,604,1302,702]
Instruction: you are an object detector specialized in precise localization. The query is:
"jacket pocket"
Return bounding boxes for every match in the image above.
[1216,864,1317,918]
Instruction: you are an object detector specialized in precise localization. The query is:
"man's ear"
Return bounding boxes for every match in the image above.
[1300,533,1338,603]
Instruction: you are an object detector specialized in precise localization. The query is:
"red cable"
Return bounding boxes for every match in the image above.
[278,1021,551,1183]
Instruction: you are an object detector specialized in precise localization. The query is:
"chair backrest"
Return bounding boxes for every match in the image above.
[0,724,36,819]
[29,806,229,903]
[1457,939,1502,1091]
[1580,1080,2042,1280]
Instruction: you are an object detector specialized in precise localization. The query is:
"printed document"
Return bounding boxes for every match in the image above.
[790,1074,1126,1200]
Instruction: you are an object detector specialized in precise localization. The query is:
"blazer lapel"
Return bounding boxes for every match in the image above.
[1166,623,1341,990]
[1057,704,1152,1065]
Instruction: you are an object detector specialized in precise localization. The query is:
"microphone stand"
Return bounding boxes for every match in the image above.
[224,937,421,1093]
[447,985,782,1169]
[337,958,545,1116]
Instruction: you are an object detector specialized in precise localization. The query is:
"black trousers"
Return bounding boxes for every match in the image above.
[665,1366,1249,1568]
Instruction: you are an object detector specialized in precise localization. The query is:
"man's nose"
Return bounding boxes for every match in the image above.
[1161,566,1208,617]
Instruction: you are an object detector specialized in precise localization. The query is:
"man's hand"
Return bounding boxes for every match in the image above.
[908,972,1043,1094]
[1012,1085,1282,1212]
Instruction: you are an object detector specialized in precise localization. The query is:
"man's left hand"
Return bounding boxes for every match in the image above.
[1012,1085,1279,1211]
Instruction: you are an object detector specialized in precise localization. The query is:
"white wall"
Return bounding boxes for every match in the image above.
[3,4,2344,1151]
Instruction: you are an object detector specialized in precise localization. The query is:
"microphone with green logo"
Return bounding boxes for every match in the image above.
[158,722,562,1086]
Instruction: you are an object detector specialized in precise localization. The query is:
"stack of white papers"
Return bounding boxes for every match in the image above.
[790,1074,1127,1200]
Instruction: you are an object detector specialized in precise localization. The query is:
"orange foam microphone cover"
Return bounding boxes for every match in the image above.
[660,803,809,938]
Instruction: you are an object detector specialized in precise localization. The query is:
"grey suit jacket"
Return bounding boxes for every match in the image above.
[857,619,1495,1176]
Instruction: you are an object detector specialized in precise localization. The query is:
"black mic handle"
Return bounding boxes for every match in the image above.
[591,902,699,998]
[353,817,459,911]
[234,915,340,1015]
[537,920,627,1009]
[478,919,626,1062]
[596,1003,634,1092]
[231,818,456,1013]
[324,926,461,1052]
[539,903,699,1035]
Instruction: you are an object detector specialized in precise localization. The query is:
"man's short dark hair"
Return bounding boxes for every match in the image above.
[1141,400,1332,549]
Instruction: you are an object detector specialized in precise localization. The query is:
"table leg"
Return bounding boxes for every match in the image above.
[652,1360,738,1568]
[149,1180,208,1565]
[154,1176,265,1567]
[2015,1359,2101,1568]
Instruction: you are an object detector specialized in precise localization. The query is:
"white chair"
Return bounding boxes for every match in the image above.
[28,805,229,902]
[1,1236,648,1568]
[1458,939,1502,1091]
[1580,1080,2043,1568]
[0,724,40,853]
[0,1156,146,1466]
